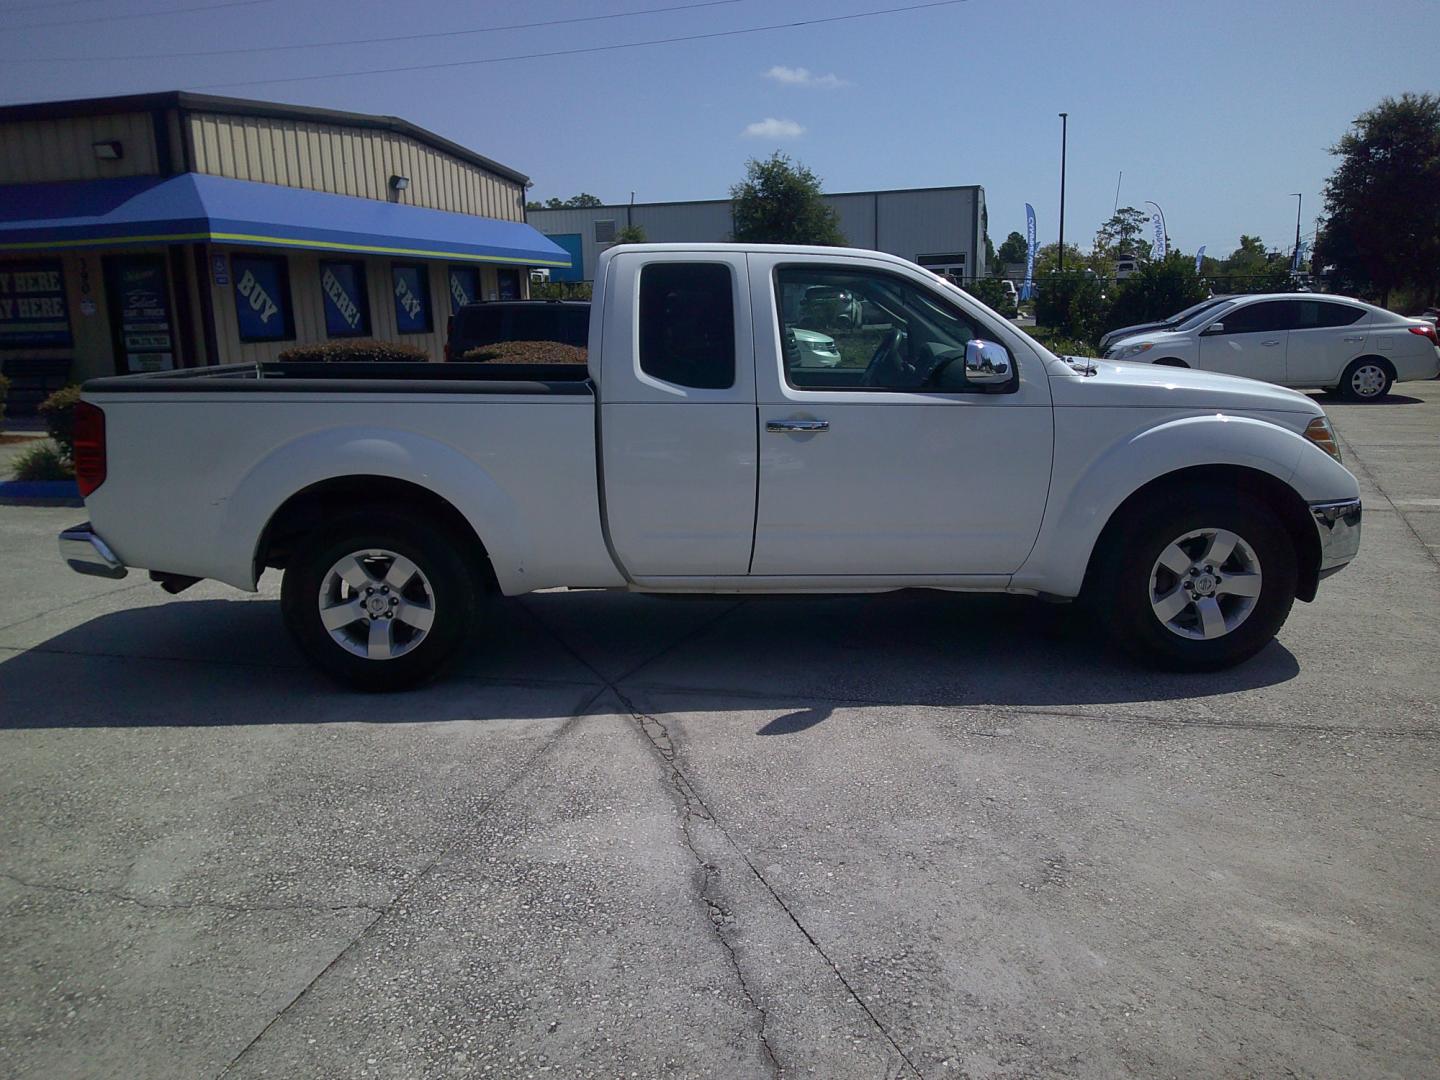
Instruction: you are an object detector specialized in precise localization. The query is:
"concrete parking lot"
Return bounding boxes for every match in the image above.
[1,384,1437,1079]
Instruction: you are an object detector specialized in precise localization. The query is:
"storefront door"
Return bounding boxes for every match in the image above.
[103,254,177,374]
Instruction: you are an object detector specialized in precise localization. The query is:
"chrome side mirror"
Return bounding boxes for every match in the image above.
[964,339,1012,385]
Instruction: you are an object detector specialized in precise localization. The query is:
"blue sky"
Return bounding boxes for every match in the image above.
[1,0,1433,258]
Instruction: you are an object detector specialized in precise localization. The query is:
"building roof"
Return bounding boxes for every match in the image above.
[0,172,569,265]
[526,184,984,214]
[0,91,530,185]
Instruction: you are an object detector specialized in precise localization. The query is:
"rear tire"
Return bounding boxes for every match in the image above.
[1338,357,1393,402]
[1086,492,1297,671]
[281,512,478,691]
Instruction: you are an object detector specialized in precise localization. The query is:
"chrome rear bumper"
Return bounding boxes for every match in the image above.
[1311,499,1361,576]
[59,522,128,579]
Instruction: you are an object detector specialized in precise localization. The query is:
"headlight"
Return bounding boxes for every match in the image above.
[1303,416,1341,462]
[1114,342,1154,360]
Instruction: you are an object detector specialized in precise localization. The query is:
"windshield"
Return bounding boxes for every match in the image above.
[1165,297,1228,326]
[1172,299,1237,333]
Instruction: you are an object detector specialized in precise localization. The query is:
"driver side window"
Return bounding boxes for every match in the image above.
[774,266,1002,391]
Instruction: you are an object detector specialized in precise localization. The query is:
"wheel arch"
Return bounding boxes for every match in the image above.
[1152,357,1189,368]
[1084,464,1322,603]
[256,476,498,593]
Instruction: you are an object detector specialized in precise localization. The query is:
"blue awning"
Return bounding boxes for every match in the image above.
[0,173,570,266]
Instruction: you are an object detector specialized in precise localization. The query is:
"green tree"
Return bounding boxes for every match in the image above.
[997,230,1028,266]
[614,223,647,244]
[1094,206,1151,261]
[1102,253,1209,337]
[730,153,846,246]
[966,276,1017,318]
[526,192,606,210]
[1316,93,1440,305]
[1034,242,1086,277]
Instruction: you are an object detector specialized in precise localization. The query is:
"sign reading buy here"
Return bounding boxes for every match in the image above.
[0,260,72,348]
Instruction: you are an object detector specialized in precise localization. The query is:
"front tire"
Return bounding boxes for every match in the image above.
[281,512,477,691]
[1338,358,1393,402]
[1088,493,1297,670]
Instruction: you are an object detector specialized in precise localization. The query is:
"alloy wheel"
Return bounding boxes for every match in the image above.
[1148,528,1263,640]
[317,548,436,660]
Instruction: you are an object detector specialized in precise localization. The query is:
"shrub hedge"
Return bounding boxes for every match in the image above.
[39,384,82,463]
[277,339,429,363]
[462,341,589,365]
[11,440,74,481]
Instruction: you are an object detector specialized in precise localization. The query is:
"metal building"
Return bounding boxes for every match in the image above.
[528,185,987,283]
[0,91,567,386]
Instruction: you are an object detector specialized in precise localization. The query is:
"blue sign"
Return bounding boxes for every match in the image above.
[320,260,369,337]
[448,267,479,314]
[233,256,290,342]
[1195,245,1206,274]
[0,260,71,348]
[1020,204,1036,301]
[546,233,584,283]
[391,264,432,333]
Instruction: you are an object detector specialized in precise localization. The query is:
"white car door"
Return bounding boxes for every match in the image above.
[598,251,758,576]
[1197,299,1292,384]
[1285,299,1368,388]
[747,254,1054,577]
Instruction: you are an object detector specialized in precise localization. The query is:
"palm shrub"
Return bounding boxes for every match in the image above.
[12,440,73,481]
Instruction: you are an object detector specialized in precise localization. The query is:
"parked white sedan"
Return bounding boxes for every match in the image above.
[1104,294,1440,400]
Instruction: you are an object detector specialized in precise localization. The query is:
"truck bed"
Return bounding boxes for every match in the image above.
[83,361,592,395]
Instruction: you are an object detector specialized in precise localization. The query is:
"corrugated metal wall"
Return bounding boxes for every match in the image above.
[186,114,526,221]
[528,187,983,281]
[0,113,158,183]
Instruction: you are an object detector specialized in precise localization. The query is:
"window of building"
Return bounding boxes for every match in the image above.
[0,259,72,349]
[447,267,480,314]
[496,267,521,300]
[390,263,433,334]
[319,260,371,337]
[231,254,295,343]
[638,262,735,389]
[774,265,1009,392]
[594,219,616,244]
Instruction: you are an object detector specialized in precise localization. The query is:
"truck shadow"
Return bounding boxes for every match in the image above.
[0,588,1299,730]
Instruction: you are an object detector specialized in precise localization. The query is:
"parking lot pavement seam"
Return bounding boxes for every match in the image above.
[0,577,152,634]
[1333,423,1440,574]
[212,684,608,1080]
[622,681,1440,739]
[516,601,924,1078]
[619,688,924,1080]
[0,869,384,916]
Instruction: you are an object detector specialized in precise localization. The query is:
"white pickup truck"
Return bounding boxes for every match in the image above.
[59,244,1362,690]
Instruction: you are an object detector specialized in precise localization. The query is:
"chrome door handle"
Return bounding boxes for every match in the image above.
[766,418,830,433]
[1343,335,1364,342]
[1261,339,1282,347]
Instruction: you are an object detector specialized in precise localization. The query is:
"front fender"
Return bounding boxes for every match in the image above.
[216,426,526,591]
[1013,413,1354,598]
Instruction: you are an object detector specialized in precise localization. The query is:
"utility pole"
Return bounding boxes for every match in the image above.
[1058,113,1068,272]
[1290,192,1303,270]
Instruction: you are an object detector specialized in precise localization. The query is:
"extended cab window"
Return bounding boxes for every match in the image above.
[638,263,735,389]
[775,266,1002,391]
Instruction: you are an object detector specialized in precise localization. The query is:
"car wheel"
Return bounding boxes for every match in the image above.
[281,512,478,691]
[1338,358,1393,402]
[1087,493,1296,671]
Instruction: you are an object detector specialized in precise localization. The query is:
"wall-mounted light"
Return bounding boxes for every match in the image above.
[389,174,410,191]
[92,140,123,160]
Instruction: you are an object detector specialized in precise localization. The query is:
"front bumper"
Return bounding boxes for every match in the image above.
[1311,499,1362,577]
[59,522,128,580]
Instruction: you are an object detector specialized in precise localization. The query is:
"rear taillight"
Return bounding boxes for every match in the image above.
[73,400,106,497]
[1408,324,1438,345]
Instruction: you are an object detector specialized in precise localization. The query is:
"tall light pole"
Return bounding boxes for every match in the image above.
[1290,192,1303,270]
[1057,113,1068,272]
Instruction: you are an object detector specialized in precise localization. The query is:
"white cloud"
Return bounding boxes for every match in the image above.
[742,117,805,139]
[764,65,848,89]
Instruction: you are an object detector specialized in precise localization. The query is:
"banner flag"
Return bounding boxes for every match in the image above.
[1151,210,1168,260]
[1194,245,1206,274]
[1020,203,1036,301]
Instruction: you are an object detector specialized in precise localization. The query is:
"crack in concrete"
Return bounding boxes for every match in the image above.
[0,870,383,915]
[212,683,608,1079]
